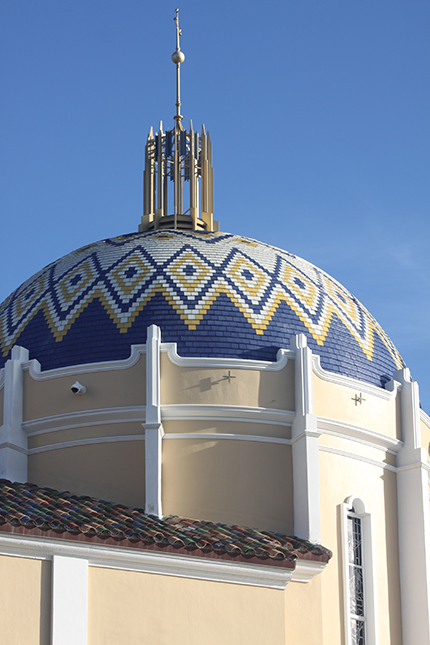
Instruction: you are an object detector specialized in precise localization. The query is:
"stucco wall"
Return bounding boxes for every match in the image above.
[88,566,287,645]
[163,437,293,534]
[0,554,51,645]
[284,577,323,643]
[160,353,295,410]
[313,373,401,440]
[23,357,146,421]
[28,440,145,508]
[420,416,430,454]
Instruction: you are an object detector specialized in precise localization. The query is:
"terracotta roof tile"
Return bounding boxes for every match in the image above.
[0,480,332,567]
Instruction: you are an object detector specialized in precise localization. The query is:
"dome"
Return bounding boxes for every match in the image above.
[0,229,404,387]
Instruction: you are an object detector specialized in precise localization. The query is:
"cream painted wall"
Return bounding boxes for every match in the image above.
[0,554,51,645]
[28,441,145,508]
[313,373,401,440]
[23,357,146,421]
[162,437,293,534]
[160,354,295,411]
[319,433,397,468]
[88,566,286,645]
[28,421,144,449]
[319,450,402,645]
[420,418,430,454]
[284,577,323,643]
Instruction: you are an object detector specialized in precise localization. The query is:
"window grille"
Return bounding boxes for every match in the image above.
[347,510,366,645]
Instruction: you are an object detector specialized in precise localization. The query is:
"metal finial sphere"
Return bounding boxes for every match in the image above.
[172,50,185,64]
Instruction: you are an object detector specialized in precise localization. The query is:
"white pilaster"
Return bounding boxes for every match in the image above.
[0,345,29,482]
[144,325,164,518]
[51,555,88,645]
[290,334,321,543]
[392,368,430,644]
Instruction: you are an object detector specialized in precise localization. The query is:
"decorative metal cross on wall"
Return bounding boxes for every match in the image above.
[352,393,366,406]
[223,370,236,383]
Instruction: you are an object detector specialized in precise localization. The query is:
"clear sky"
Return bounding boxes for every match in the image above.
[1,1,429,409]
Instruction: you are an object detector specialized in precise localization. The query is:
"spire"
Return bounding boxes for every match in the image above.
[172,8,184,123]
[139,10,217,234]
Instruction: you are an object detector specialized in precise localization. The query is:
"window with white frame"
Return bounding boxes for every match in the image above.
[341,495,377,645]
[347,509,366,644]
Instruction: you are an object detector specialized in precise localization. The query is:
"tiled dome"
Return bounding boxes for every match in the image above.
[0,230,404,387]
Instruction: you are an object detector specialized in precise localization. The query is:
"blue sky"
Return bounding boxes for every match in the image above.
[1,1,429,409]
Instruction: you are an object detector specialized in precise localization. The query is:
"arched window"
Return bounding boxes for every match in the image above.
[340,495,377,645]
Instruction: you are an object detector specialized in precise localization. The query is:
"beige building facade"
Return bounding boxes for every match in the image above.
[1,13,429,642]
[1,321,429,643]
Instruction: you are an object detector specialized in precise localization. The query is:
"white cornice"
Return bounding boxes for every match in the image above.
[319,444,397,472]
[161,404,294,427]
[420,409,430,429]
[312,355,400,401]
[23,406,146,436]
[22,404,293,438]
[22,344,148,381]
[28,434,144,455]
[161,344,293,371]
[22,405,405,458]
[317,417,403,454]
[27,431,290,455]
[0,532,313,590]
[163,432,291,445]
[293,559,327,583]
[21,344,293,382]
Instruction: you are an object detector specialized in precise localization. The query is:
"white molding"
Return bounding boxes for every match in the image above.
[161,404,294,427]
[27,431,291,457]
[0,346,29,482]
[30,429,402,456]
[0,442,27,455]
[163,432,291,445]
[0,532,304,590]
[51,554,88,645]
[312,354,400,401]
[317,417,403,454]
[398,460,430,475]
[290,335,321,544]
[340,496,378,645]
[23,406,146,436]
[22,344,147,380]
[28,434,144,455]
[292,559,327,583]
[21,342,292,383]
[319,445,397,472]
[161,343,293,371]
[421,408,430,430]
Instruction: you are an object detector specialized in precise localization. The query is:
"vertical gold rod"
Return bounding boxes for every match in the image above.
[149,129,155,218]
[174,123,179,228]
[172,9,184,228]
[157,125,163,212]
[164,157,168,221]
[189,121,197,228]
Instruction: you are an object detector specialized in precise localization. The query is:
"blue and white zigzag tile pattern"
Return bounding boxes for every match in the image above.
[0,230,404,386]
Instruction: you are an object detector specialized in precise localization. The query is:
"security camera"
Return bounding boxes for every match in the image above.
[71,381,86,395]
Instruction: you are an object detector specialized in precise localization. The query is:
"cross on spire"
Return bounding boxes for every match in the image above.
[139,10,217,234]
